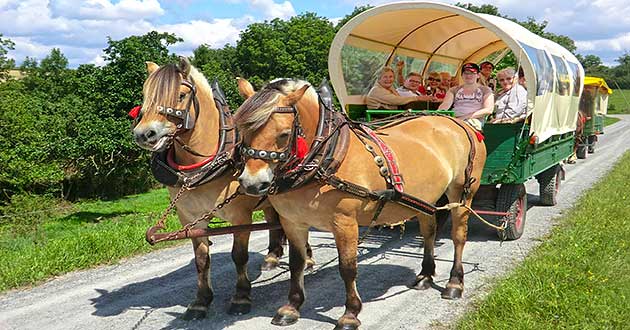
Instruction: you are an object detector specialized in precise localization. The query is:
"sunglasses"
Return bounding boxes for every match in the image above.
[428,77,441,82]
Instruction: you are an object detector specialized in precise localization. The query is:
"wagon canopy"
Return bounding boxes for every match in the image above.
[328,1,584,142]
[583,76,612,115]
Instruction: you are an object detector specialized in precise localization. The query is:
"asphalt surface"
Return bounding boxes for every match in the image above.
[2,115,629,330]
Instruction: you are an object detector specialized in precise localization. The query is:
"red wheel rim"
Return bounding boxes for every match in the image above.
[514,195,525,229]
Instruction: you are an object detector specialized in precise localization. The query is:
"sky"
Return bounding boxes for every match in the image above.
[1,0,629,68]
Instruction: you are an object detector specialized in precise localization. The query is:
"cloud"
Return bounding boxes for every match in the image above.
[50,0,164,20]
[159,19,242,50]
[250,0,295,20]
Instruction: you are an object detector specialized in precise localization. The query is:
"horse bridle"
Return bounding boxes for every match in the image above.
[239,105,303,165]
[157,79,200,131]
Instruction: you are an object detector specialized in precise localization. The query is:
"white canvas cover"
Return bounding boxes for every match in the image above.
[328,1,584,143]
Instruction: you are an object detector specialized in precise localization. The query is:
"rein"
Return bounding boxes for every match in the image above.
[240,86,479,223]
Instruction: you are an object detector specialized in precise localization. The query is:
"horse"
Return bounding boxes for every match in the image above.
[234,78,487,330]
[132,58,313,319]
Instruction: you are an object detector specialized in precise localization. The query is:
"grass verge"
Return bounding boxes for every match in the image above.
[609,89,630,114]
[457,151,630,329]
[604,116,620,126]
[0,188,263,292]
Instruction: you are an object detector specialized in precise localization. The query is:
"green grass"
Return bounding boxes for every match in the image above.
[608,89,630,114]
[0,188,264,292]
[457,152,630,329]
[604,116,620,126]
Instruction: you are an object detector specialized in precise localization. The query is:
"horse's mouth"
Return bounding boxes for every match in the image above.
[137,135,172,152]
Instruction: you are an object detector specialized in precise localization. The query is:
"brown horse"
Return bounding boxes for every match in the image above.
[235,78,486,330]
[132,58,310,319]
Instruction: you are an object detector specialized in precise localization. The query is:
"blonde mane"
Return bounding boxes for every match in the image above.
[235,79,313,135]
[142,62,213,116]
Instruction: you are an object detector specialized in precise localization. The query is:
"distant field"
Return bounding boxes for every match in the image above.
[608,89,630,114]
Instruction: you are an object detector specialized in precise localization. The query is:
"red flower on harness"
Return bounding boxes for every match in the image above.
[293,136,309,159]
[474,130,484,142]
[128,105,141,119]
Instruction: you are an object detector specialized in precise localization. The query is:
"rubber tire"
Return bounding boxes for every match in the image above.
[496,184,527,240]
[587,135,596,153]
[537,165,561,206]
[576,145,587,159]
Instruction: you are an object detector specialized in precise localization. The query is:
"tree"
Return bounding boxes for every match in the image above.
[335,5,372,31]
[236,13,336,85]
[0,34,16,81]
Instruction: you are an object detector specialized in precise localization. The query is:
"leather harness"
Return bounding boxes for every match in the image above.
[146,79,239,188]
[240,84,479,219]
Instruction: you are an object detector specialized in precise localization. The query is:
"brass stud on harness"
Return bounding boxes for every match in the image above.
[270,152,278,159]
[374,156,384,166]
[379,166,389,176]
[247,149,255,156]
[365,145,374,152]
[258,150,267,158]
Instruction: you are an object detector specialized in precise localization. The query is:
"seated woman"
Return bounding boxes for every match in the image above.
[438,63,494,131]
[418,71,446,101]
[366,67,428,109]
[491,67,528,123]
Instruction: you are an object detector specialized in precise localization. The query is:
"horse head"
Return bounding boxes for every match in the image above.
[235,78,318,196]
[133,57,216,155]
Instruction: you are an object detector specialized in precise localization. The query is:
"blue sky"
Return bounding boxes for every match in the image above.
[1,0,629,68]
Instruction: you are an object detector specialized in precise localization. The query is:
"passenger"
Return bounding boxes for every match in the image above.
[479,61,496,90]
[438,63,494,131]
[396,72,433,101]
[518,67,526,88]
[418,71,446,100]
[366,67,427,110]
[439,72,452,95]
[491,67,528,123]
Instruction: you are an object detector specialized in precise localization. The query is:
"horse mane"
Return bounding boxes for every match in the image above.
[142,62,212,116]
[235,78,313,136]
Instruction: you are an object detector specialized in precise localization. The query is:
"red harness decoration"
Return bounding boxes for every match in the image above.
[294,136,309,159]
[129,105,141,119]
[166,146,217,171]
[474,130,484,142]
[361,126,405,193]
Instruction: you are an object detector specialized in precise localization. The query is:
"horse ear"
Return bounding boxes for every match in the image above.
[237,77,256,99]
[146,61,159,74]
[178,56,191,77]
[285,85,311,105]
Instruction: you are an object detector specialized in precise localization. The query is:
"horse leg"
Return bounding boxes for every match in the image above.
[413,215,437,290]
[304,240,315,272]
[182,236,213,320]
[332,217,362,330]
[228,231,252,315]
[442,196,471,300]
[262,206,284,271]
[271,220,308,326]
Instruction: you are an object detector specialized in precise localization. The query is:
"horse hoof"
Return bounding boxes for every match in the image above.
[333,324,359,330]
[412,276,433,290]
[271,313,299,326]
[228,302,251,315]
[181,305,208,320]
[441,287,463,300]
[261,259,279,271]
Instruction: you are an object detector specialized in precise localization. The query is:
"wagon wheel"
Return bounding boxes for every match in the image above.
[496,183,527,240]
[576,145,587,159]
[536,164,561,206]
[587,135,597,153]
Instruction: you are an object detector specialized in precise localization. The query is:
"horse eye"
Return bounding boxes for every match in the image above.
[179,93,186,102]
[277,131,291,146]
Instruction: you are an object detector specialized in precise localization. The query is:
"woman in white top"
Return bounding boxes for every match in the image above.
[438,63,494,131]
[491,67,528,123]
[366,67,427,110]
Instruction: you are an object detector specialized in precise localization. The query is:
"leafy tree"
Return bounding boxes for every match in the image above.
[236,13,335,85]
[0,34,15,81]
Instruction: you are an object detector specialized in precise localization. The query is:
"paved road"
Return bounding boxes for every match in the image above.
[2,115,630,330]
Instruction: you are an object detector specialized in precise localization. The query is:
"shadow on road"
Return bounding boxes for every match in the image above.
[90,221,488,329]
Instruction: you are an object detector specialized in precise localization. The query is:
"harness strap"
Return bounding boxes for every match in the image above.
[359,124,405,192]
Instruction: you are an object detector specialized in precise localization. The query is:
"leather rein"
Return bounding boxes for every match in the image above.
[239,87,477,218]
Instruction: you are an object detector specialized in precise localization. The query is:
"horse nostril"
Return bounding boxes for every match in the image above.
[144,129,157,140]
[259,181,270,191]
